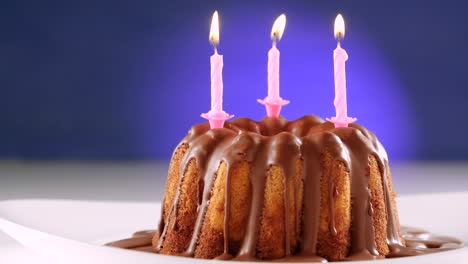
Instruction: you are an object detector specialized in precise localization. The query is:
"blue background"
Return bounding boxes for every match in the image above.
[1,0,467,161]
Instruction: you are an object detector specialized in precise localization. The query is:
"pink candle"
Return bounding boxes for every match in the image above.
[258,14,289,118]
[210,50,223,112]
[201,11,233,129]
[268,43,280,100]
[333,42,349,121]
[327,14,356,128]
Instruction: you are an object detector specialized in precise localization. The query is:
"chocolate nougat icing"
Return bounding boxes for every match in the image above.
[108,115,463,261]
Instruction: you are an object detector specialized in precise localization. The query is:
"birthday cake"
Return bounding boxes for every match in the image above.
[106,12,463,262]
[107,115,463,261]
[153,115,402,261]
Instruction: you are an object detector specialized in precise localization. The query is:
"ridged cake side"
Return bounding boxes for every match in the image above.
[154,115,404,261]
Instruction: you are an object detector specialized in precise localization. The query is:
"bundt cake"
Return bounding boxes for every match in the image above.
[153,115,405,261]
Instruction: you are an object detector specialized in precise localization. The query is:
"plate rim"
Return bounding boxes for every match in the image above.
[1,192,467,264]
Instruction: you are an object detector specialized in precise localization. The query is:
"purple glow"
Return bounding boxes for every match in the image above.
[133,9,417,161]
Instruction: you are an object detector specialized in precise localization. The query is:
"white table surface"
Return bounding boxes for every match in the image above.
[1,161,468,263]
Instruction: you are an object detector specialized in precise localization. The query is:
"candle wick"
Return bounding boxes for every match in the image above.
[210,35,219,53]
[336,33,343,44]
[272,32,278,46]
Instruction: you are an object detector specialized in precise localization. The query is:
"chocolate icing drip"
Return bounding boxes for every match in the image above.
[299,135,324,256]
[343,127,379,257]
[149,115,464,261]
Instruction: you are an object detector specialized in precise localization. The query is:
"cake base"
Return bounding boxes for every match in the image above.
[106,226,463,262]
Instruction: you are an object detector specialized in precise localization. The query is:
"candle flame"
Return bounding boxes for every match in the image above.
[209,11,220,46]
[334,14,345,40]
[271,14,286,42]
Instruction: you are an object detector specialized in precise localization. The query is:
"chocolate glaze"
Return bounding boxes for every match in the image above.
[107,227,463,261]
[108,115,464,261]
[106,230,158,253]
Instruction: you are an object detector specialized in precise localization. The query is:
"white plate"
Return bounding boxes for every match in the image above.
[0,193,467,264]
